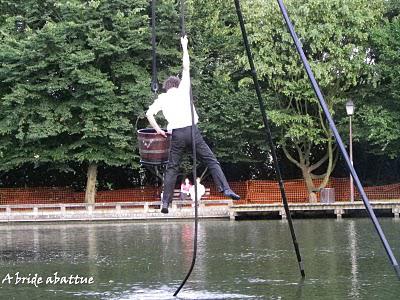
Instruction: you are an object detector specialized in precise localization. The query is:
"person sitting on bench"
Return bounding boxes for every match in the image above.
[180,177,192,200]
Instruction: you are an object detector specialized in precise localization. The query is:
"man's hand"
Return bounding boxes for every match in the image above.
[181,35,190,71]
[156,129,167,138]
[146,112,167,138]
[181,35,188,50]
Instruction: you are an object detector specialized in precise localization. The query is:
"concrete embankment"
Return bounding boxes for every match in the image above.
[1,200,400,223]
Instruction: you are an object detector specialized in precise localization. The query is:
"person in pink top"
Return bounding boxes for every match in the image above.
[180,178,192,200]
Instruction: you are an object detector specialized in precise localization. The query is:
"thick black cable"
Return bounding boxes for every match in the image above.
[276,0,400,278]
[151,0,159,93]
[233,0,305,277]
[174,0,199,296]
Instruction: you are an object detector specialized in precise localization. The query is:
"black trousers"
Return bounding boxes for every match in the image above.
[162,125,230,205]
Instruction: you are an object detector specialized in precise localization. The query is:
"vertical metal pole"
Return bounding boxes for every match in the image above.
[349,115,354,202]
[276,0,400,279]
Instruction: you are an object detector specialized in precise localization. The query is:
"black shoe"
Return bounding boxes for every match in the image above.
[223,189,241,200]
[161,201,169,214]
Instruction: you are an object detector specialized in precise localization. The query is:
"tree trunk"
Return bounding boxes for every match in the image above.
[301,166,318,203]
[85,163,98,204]
[283,139,337,203]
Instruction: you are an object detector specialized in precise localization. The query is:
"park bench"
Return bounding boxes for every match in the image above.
[172,187,211,201]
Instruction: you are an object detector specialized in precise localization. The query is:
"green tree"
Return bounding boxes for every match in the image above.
[233,0,384,201]
[0,0,159,202]
[357,3,400,159]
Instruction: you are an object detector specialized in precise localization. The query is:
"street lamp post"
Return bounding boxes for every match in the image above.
[346,100,355,202]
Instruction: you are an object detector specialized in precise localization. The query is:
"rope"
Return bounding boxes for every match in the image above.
[173,0,199,296]
[234,0,305,277]
[276,0,400,278]
[151,0,159,93]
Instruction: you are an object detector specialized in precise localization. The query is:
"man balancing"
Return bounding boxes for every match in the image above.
[146,35,240,214]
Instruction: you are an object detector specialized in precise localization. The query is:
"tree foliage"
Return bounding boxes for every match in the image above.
[357,3,400,158]
[0,0,152,169]
[233,0,384,199]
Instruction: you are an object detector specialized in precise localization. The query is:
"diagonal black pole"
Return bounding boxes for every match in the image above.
[276,0,400,279]
[174,0,199,296]
[234,0,305,277]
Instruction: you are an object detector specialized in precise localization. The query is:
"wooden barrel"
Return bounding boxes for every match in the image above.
[137,128,171,165]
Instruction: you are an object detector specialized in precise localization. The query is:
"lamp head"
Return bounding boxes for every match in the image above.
[15,18,26,32]
[346,100,355,116]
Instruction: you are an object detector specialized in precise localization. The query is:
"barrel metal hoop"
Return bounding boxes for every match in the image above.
[139,150,169,154]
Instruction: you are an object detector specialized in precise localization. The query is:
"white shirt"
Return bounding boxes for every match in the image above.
[146,70,199,131]
[189,183,206,202]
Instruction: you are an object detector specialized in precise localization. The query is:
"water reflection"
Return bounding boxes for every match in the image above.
[347,220,360,299]
[33,227,40,261]
[294,277,306,300]
[105,285,260,300]
[87,225,99,291]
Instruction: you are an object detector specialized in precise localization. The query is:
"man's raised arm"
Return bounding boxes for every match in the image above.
[179,36,190,91]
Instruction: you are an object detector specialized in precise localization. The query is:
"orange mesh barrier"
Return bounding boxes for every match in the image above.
[0,178,399,205]
[95,187,162,203]
[357,182,400,200]
[0,187,82,205]
[247,179,311,203]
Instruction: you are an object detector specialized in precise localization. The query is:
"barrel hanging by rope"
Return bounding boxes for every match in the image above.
[173,0,199,296]
[233,0,305,277]
[275,0,400,279]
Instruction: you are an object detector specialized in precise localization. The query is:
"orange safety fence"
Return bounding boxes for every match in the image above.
[0,178,399,205]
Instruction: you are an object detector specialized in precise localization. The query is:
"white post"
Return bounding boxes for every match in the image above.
[349,115,354,203]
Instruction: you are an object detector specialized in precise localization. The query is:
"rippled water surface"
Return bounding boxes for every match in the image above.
[0,218,399,299]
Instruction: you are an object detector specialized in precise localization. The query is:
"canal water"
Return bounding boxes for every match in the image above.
[0,218,399,299]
